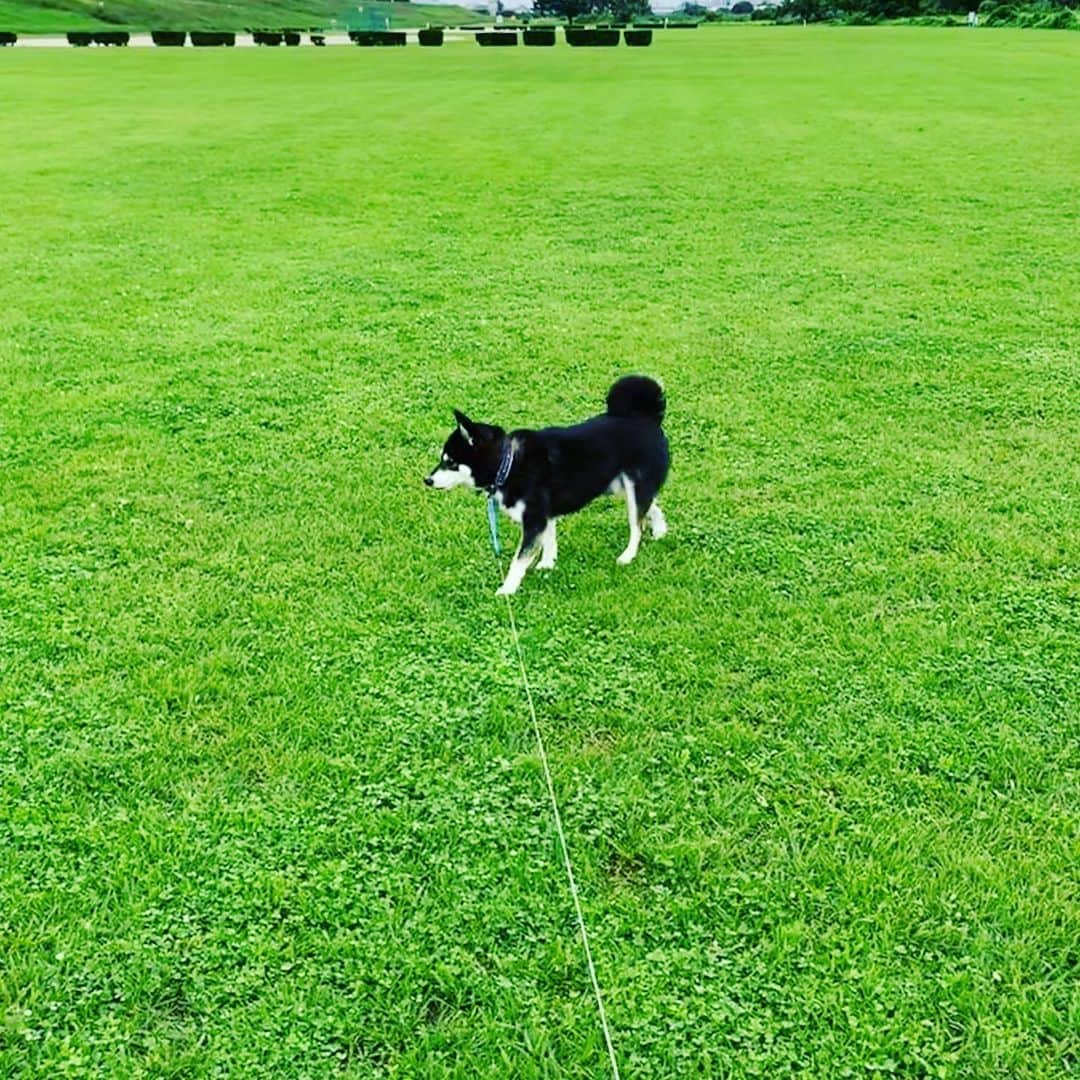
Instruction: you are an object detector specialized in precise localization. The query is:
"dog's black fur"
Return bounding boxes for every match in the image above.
[425,376,669,594]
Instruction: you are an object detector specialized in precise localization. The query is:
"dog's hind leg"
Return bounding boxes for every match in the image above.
[617,475,643,565]
[537,519,558,570]
[496,517,546,596]
[646,501,667,539]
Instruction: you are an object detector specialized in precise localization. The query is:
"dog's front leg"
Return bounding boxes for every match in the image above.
[617,476,643,564]
[496,517,546,597]
[537,519,558,570]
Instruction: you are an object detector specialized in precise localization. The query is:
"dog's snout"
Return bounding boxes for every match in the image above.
[424,474,434,487]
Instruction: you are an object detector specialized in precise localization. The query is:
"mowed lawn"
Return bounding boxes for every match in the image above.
[1,28,1078,1078]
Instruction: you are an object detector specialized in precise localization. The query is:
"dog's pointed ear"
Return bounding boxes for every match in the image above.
[453,409,475,445]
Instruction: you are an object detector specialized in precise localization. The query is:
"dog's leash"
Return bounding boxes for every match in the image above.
[486,508,621,1080]
[486,497,501,556]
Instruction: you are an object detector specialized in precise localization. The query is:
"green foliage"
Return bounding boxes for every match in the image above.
[1033,4,1079,25]
[777,0,832,21]
[772,0,1079,26]
[1,27,1078,1080]
[979,0,1018,23]
[975,0,1078,25]
[532,0,650,25]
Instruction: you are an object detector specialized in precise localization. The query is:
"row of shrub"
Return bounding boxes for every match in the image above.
[67,31,129,45]
[160,30,321,46]
[565,27,625,43]
[54,29,333,47]
[30,25,665,50]
[253,30,304,45]
[71,30,234,46]
[475,27,653,45]
[412,18,682,29]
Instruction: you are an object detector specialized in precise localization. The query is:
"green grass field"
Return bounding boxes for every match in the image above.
[2,27,1078,1079]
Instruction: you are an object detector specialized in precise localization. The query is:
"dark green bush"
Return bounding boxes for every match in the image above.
[980,2,1017,23]
[349,30,406,45]
[566,27,621,44]
[1023,3,1078,26]
[191,31,235,46]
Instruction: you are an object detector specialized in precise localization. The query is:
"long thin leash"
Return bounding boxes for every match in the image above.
[488,498,621,1080]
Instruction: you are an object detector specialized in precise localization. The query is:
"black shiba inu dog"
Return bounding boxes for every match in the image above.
[425,376,669,595]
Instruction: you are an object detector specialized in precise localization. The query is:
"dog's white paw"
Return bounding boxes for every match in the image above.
[647,505,668,539]
[495,583,518,597]
[537,558,556,571]
[616,550,636,565]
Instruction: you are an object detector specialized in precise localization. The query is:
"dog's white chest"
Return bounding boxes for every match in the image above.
[495,492,526,524]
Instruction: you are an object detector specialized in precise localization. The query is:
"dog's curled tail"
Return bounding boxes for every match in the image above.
[606,375,666,426]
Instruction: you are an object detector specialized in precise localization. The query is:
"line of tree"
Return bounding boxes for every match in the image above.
[533,0,1077,28]
[682,0,1077,26]
[531,0,652,23]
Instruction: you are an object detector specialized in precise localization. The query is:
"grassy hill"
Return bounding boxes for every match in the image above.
[0,0,484,32]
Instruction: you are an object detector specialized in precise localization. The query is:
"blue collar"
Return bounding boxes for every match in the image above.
[486,439,515,555]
